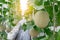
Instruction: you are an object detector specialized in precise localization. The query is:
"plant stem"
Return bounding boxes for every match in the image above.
[53,0,57,40]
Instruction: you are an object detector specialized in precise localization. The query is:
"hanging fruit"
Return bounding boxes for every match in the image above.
[29,28,39,38]
[33,11,50,28]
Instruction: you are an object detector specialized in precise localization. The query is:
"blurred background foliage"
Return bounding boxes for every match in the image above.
[0,0,22,40]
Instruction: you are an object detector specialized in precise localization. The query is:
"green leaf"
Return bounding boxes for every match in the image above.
[56,11,60,26]
[22,23,27,31]
[57,1,60,7]
[0,0,5,3]
[0,15,3,22]
[57,1,60,11]
[0,9,2,12]
[44,28,53,36]
[0,31,7,40]
[44,1,50,6]
[0,4,2,6]
[3,8,9,12]
[54,5,58,12]
[44,5,53,26]
[34,0,43,6]
[44,5,53,22]
[56,1,60,26]
[55,30,60,40]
